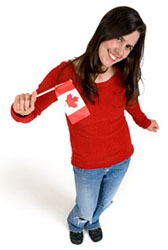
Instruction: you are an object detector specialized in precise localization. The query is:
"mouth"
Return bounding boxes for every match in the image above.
[108,50,118,62]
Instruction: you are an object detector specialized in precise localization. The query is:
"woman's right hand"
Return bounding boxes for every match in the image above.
[13,91,37,116]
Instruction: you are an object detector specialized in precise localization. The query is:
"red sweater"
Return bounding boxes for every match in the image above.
[11,61,151,169]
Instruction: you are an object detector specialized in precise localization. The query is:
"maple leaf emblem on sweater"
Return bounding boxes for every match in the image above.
[66,94,79,108]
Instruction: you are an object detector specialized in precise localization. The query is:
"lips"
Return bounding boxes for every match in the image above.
[108,50,118,62]
[109,53,117,60]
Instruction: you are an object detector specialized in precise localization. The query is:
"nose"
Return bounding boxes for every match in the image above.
[114,45,124,58]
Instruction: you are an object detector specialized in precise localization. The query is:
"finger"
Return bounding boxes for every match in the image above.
[153,126,158,132]
[24,94,31,110]
[30,91,37,110]
[13,95,20,112]
[19,94,25,112]
[153,120,159,129]
[32,91,37,101]
[153,124,159,131]
[155,122,159,129]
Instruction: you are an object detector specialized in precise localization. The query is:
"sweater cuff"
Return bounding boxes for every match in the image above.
[10,105,34,123]
[141,118,152,129]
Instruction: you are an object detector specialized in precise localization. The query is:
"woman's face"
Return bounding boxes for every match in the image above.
[98,30,140,70]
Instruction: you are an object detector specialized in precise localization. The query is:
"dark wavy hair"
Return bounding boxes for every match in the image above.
[62,6,146,106]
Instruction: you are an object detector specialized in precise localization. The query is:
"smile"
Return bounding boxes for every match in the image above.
[108,51,117,61]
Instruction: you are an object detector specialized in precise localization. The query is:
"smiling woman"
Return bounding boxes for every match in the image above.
[71,7,147,106]
[11,5,159,245]
[97,31,140,82]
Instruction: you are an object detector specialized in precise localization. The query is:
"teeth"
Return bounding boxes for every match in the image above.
[109,53,116,60]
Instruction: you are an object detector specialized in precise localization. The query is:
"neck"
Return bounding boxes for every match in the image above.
[95,66,116,83]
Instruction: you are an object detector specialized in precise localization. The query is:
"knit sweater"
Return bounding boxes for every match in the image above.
[11,60,151,169]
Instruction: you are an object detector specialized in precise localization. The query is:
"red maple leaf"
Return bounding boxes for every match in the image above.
[66,94,79,108]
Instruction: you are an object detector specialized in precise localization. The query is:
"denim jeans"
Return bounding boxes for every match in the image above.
[67,157,131,232]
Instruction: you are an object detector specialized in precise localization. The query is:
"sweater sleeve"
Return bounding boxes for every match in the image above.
[11,90,57,123]
[125,100,151,129]
[11,61,70,123]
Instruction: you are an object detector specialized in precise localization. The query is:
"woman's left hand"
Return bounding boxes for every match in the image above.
[147,120,159,132]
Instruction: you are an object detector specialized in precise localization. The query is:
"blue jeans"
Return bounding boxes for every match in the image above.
[67,157,131,232]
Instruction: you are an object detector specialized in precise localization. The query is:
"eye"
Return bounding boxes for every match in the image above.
[125,45,133,51]
[116,37,123,42]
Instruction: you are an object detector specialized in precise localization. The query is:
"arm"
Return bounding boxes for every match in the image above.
[126,100,151,129]
[11,90,57,123]
[126,100,159,132]
[11,61,69,123]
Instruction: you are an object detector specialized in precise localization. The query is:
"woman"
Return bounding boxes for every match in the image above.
[11,6,159,244]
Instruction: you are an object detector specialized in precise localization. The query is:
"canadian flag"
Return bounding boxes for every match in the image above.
[55,80,90,124]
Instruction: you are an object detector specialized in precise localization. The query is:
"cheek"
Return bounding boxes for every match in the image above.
[98,44,104,59]
[123,51,130,59]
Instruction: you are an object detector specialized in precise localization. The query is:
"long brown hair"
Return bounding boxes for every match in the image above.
[62,6,146,106]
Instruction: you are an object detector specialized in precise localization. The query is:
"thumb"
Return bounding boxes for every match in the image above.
[31,91,37,109]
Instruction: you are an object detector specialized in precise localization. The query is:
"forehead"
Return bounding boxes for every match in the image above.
[123,30,140,46]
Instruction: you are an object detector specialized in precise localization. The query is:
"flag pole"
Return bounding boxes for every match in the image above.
[37,87,55,97]
[37,80,72,97]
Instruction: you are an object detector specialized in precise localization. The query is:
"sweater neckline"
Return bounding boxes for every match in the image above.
[69,60,119,88]
[95,69,119,88]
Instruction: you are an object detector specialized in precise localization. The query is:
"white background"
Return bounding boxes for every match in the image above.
[0,0,167,249]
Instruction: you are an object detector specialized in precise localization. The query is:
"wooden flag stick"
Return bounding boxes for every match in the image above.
[37,80,72,98]
[37,87,55,97]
